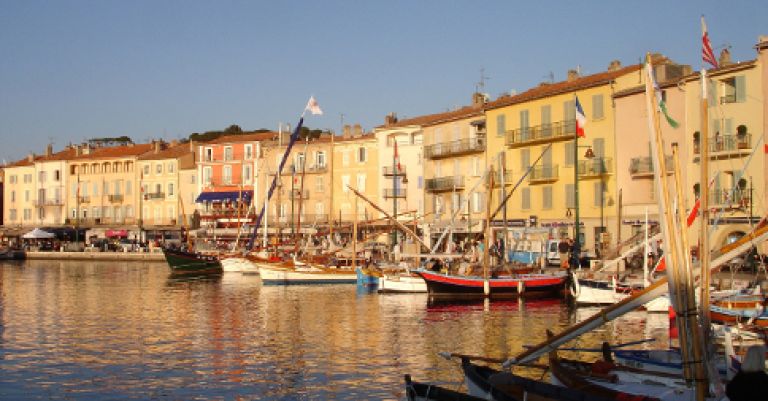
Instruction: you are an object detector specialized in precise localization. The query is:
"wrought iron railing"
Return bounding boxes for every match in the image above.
[424,136,485,159]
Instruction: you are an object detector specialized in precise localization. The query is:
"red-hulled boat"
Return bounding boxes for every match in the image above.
[416,269,566,299]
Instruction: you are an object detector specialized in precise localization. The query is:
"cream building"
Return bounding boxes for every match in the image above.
[331,126,379,237]
[2,156,37,228]
[137,141,196,228]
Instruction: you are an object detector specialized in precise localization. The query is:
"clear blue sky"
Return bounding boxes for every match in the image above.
[0,0,765,164]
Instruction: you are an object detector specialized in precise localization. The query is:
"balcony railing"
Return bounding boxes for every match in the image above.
[709,188,751,208]
[304,164,328,174]
[426,176,465,193]
[424,136,486,159]
[78,196,90,204]
[487,169,514,188]
[382,165,407,176]
[289,189,310,200]
[505,120,576,148]
[629,156,674,177]
[693,134,751,159]
[108,194,124,203]
[720,94,736,104]
[34,199,64,207]
[577,158,613,179]
[145,192,165,200]
[527,165,559,183]
[383,188,407,198]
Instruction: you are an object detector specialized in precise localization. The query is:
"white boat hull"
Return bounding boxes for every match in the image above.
[378,274,427,293]
[574,279,669,312]
[258,264,357,285]
[220,257,260,273]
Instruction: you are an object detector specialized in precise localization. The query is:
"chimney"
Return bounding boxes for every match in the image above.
[718,48,732,66]
[27,153,35,162]
[189,140,196,152]
[45,143,53,156]
[82,143,91,155]
[75,145,81,156]
[385,112,398,126]
[607,60,622,71]
[342,124,351,138]
[154,140,161,154]
[567,69,580,81]
[472,92,487,106]
[353,124,362,137]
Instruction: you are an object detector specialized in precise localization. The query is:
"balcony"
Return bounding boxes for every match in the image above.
[382,165,407,177]
[720,94,736,104]
[108,194,124,203]
[506,120,576,148]
[709,188,751,209]
[78,196,91,204]
[693,134,752,161]
[304,164,328,174]
[34,199,64,207]
[383,188,407,198]
[577,158,613,179]
[629,156,674,178]
[424,136,485,159]
[145,192,165,200]
[289,189,310,200]
[487,169,515,188]
[527,165,559,184]
[426,176,465,193]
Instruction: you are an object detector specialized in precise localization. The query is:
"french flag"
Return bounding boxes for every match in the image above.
[575,96,586,138]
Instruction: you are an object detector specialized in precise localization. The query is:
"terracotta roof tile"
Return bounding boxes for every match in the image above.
[138,143,194,160]
[208,131,277,144]
[377,105,484,129]
[485,64,642,111]
[69,143,154,160]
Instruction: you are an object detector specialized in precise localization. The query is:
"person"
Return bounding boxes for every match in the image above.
[726,345,768,401]
[558,238,571,269]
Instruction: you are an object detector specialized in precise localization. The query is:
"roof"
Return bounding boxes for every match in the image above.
[2,147,77,168]
[137,143,194,161]
[484,64,642,111]
[207,131,277,145]
[377,104,485,129]
[332,133,377,143]
[69,143,153,161]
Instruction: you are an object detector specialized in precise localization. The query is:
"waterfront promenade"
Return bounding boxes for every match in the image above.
[25,250,165,261]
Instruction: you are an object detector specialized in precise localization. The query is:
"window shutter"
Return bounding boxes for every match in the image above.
[542,186,552,209]
[592,94,604,119]
[565,184,575,208]
[496,115,506,137]
[735,75,746,103]
[521,188,530,209]
[565,142,575,167]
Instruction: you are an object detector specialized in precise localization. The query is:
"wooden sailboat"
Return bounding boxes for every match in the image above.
[162,196,223,276]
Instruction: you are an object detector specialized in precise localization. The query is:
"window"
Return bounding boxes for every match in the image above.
[205,148,213,161]
[565,184,575,208]
[471,192,483,213]
[317,151,327,167]
[594,182,603,207]
[341,175,350,193]
[168,163,175,173]
[356,174,366,191]
[541,105,552,136]
[417,176,423,189]
[434,195,443,215]
[245,144,253,160]
[93,182,98,197]
[10,191,15,202]
[521,188,530,209]
[565,142,575,167]
[520,109,530,139]
[472,157,480,176]
[114,181,122,195]
[315,202,324,216]
[520,149,530,170]
[496,114,506,137]
[243,165,252,184]
[168,183,174,196]
[103,181,110,195]
[315,177,324,192]
[126,181,132,195]
[721,75,746,103]
[39,171,46,183]
[156,163,162,174]
[592,94,604,119]
[357,147,366,163]
[9,175,16,184]
[223,166,232,184]
[93,206,101,218]
[342,150,350,166]
[25,190,30,202]
[451,192,461,214]
[38,207,45,220]
[203,167,212,185]
[143,165,150,175]
[563,100,575,121]
[9,209,17,220]
[224,146,233,161]
[54,170,60,181]
[23,208,31,221]
[295,153,305,171]
[542,186,553,209]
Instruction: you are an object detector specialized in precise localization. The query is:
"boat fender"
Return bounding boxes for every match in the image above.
[568,271,580,298]
[518,280,525,294]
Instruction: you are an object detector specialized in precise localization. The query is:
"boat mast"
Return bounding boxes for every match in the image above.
[482,165,495,297]
[294,135,311,258]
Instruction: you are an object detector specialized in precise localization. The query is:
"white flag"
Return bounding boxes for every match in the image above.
[305,96,323,115]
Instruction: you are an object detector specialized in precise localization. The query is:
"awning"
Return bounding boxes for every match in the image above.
[106,229,128,237]
[195,190,253,203]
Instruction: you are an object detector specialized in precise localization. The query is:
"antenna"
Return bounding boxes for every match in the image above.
[476,67,490,93]
[542,72,554,83]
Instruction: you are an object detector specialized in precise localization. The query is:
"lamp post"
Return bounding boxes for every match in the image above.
[573,140,595,269]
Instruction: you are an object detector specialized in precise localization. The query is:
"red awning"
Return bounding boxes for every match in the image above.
[106,229,128,238]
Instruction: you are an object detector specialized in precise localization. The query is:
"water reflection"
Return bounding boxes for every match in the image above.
[0,260,667,400]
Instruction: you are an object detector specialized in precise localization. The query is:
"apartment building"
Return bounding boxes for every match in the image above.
[331,126,379,232]
[136,141,196,228]
[485,62,642,256]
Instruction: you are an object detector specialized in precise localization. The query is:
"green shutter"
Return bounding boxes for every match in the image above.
[496,115,506,137]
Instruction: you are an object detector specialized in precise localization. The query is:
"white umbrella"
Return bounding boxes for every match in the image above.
[22,228,55,239]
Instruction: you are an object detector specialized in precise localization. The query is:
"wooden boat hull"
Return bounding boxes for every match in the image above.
[417,270,565,299]
[710,304,768,328]
[378,274,427,293]
[0,248,26,260]
[355,266,380,287]
[162,248,223,276]
[404,374,485,401]
[572,277,669,312]
[220,256,260,273]
[258,264,357,285]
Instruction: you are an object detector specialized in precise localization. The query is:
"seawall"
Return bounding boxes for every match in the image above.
[26,251,165,261]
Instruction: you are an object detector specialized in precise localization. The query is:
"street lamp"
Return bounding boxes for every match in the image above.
[573,143,595,269]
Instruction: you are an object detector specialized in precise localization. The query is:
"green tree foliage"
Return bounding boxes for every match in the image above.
[88,136,133,146]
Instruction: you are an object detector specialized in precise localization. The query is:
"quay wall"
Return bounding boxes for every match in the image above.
[26,251,165,262]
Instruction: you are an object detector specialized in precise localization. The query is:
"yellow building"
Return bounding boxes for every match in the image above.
[66,142,152,239]
[330,126,379,237]
[137,141,196,229]
[485,63,641,257]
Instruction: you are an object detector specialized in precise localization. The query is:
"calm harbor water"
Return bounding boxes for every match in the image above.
[0,260,669,400]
